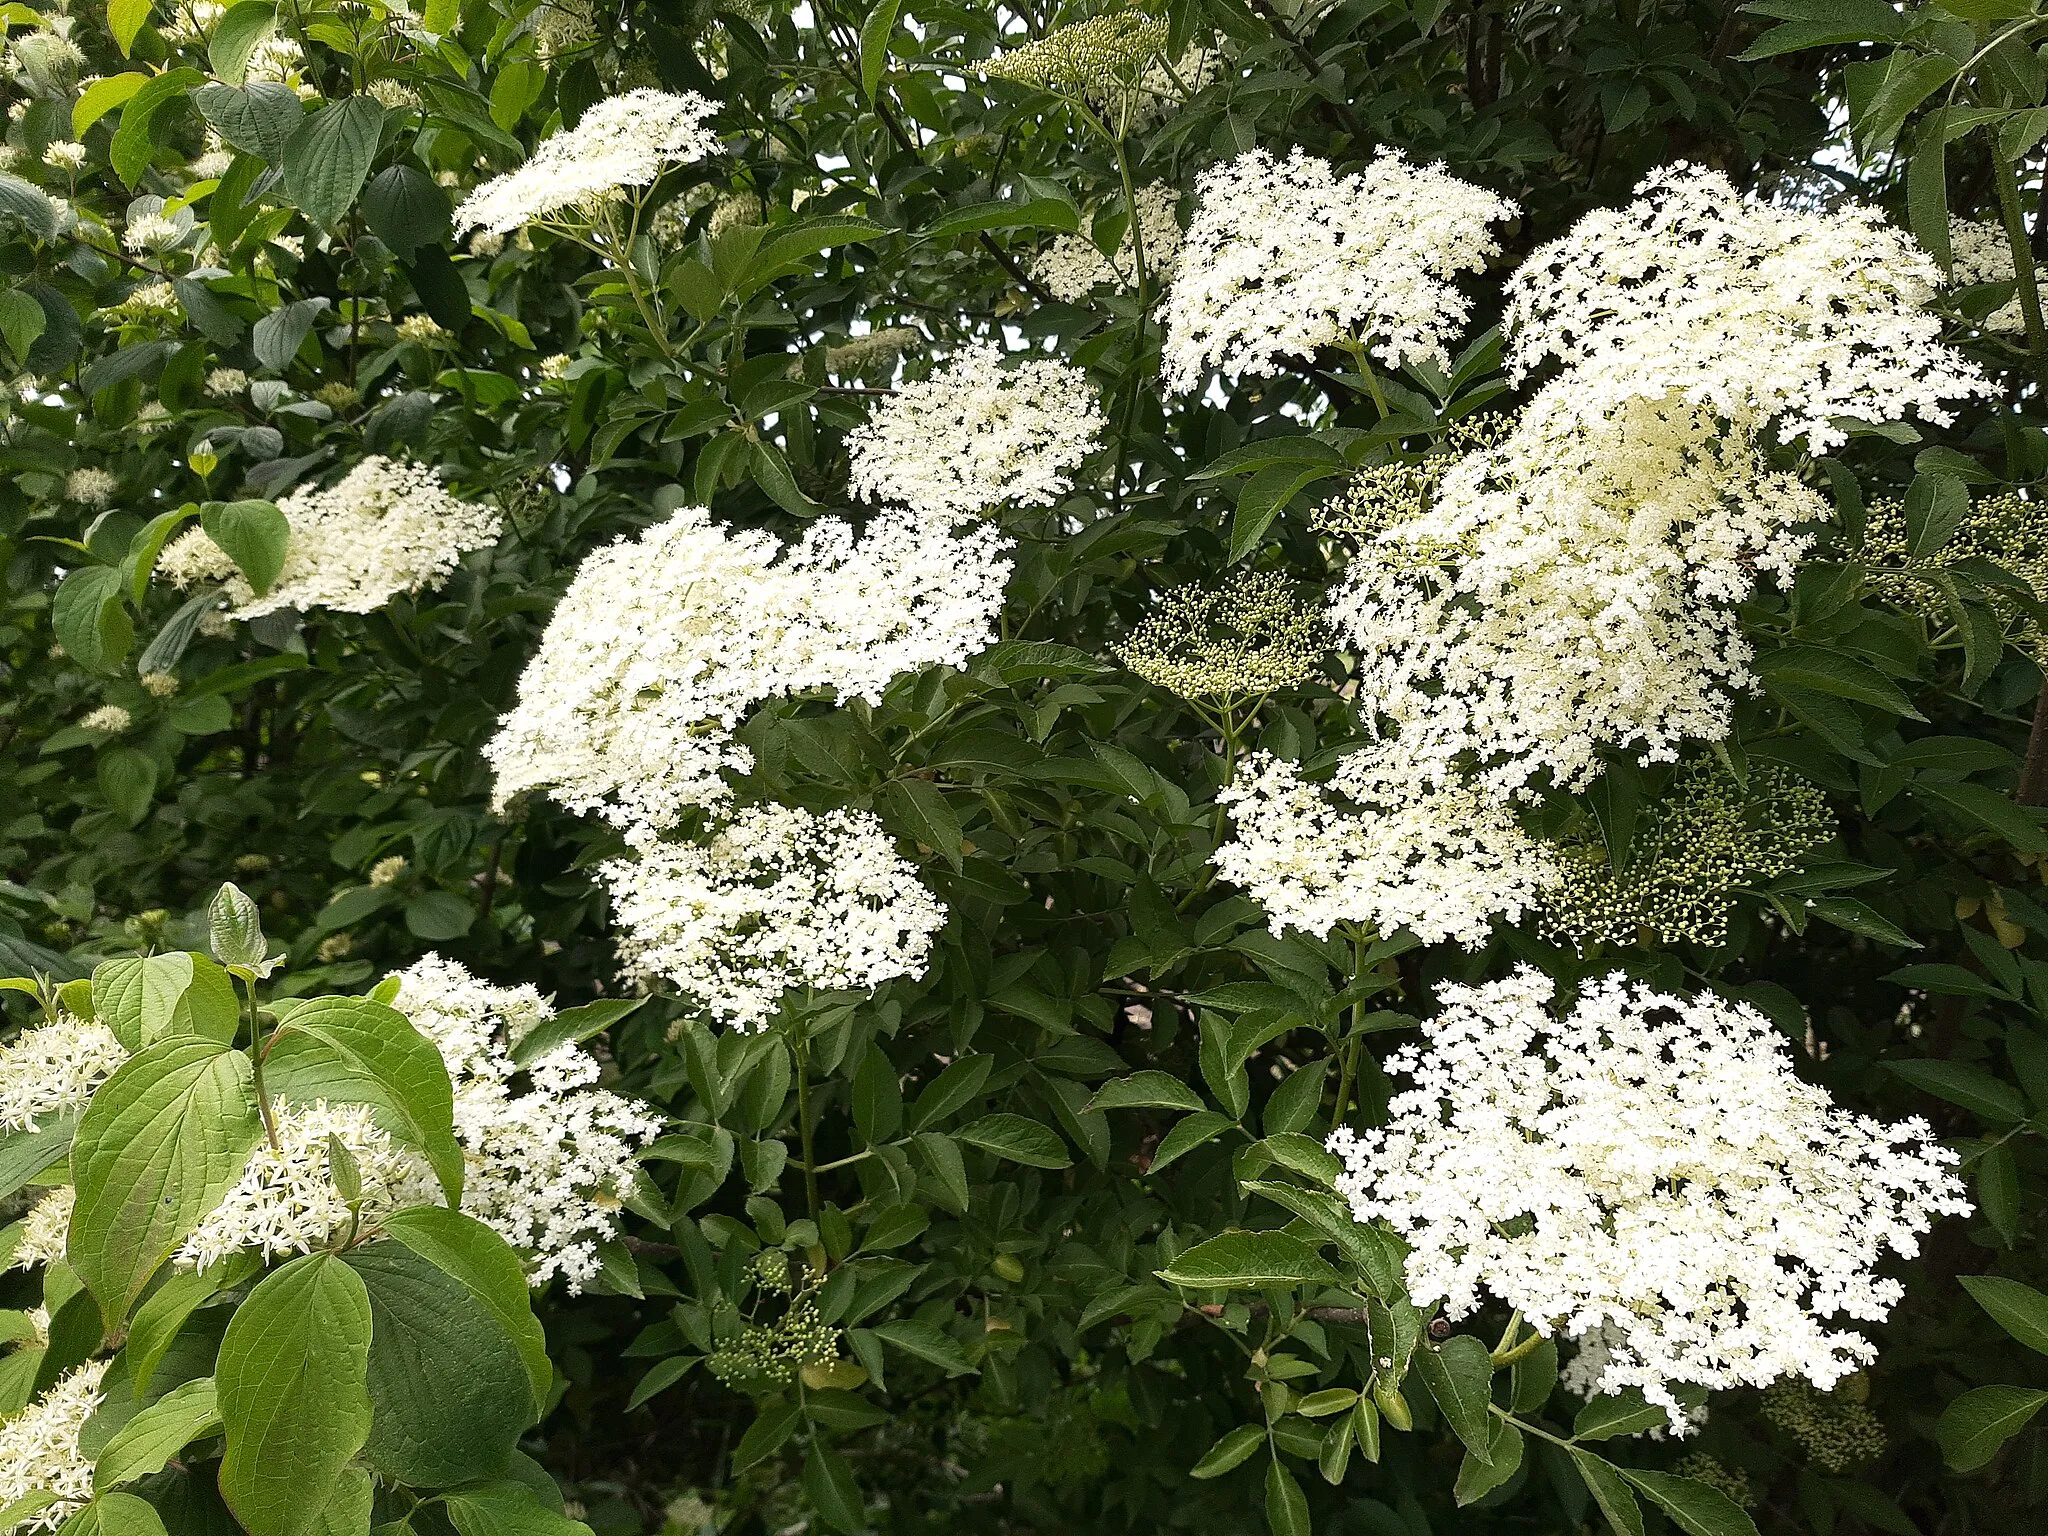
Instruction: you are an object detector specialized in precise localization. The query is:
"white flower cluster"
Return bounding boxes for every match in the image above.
[1330,969,1969,1430]
[78,704,132,735]
[1504,164,1988,454]
[0,1013,128,1133]
[157,456,503,618]
[389,955,663,1292]
[453,88,721,235]
[1031,184,1184,303]
[64,467,115,506]
[1947,216,2026,332]
[174,1100,442,1272]
[1331,397,1828,796]
[603,803,948,1032]
[6,1185,73,1271]
[0,1359,108,1534]
[1215,748,1556,947]
[1160,148,1515,394]
[487,504,1010,833]
[846,343,1104,522]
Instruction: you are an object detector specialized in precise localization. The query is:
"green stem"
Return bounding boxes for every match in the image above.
[795,1033,821,1226]
[1992,148,2048,400]
[242,976,279,1150]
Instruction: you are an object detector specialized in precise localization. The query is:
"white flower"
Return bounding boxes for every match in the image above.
[204,367,249,397]
[140,670,181,698]
[1330,397,1828,797]
[0,1014,127,1133]
[1503,164,1989,453]
[174,1099,443,1272]
[453,89,721,235]
[123,211,185,255]
[389,955,662,1292]
[367,78,422,111]
[236,455,503,617]
[1031,183,1183,302]
[1946,217,2026,332]
[1214,746,1556,947]
[154,525,242,594]
[0,1359,108,1534]
[397,314,448,343]
[1330,969,1969,1431]
[188,148,235,180]
[5,1185,72,1271]
[603,804,948,1032]
[369,854,409,887]
[845,343,1104,521]
[39,140,84,171]
[63,467,116,506]
[487,505,1010,833]
[78,704,132,734]
[1161,147,1515,394]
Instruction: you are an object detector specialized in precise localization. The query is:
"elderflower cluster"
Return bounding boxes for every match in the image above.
[983,13,1167,95]
[175,1100,442,1272]
[0,1359,107,1534]
[1503,164,1988,453]
[1863,490,2048,650]
[1161,148,1515,394]
[78,704,131,734]
[389,955,663,1291]
[1543,761,1833,950]
[453,89,721,235]
[6,1185,73,1270]
[1946,217,2026,331]
[1215,747,1558,947]
[823,326,921,381]
[1031,184,1183,302]
[1330,969,1970,1430]
[487,505,1010,833]
[64,467,115,506]
[1331,397,1829,797]
[1114,570,1324,701]
[603,804,948,1032]
[845,344,1104,521]
[157,456,503,618]
[0,1013,128,1133]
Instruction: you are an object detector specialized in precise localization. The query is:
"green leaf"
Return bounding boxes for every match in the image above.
[92,952,195,1050]
[1230,464,1337,564]
[209,2,278,83]
[908,1054,993,1129]
[0,286,45,365]
[200,500,290,596]
[73,72,148,138]
[1570,1450,1645,1536]
[361,164,451,257]
[802,1446,865,1534]
[1414,1336,1495,1462]
[264,996,462,1201]
[1619,1470,1762,1536]
[868,1318,975,1375]
[343,1239,537,1485]
[1087,1071,1204,1113]
[507,998,646,1066]
[1960,1275,2048,1356]
[251,297,329,373]
[109,69,205,187]
[313,1468,372,1536]
[126,1262,243,1397]
[1572,1388,1669,1441]
[192,82,301,163]
[956,1113,1071,1168]
[405,891,476,941]
[1885,1059,2029,1123]
[66,1493,168,1536]
[69,1038,262,1321]
[1936,1384,2048,1471]
[282,96,384,229]
[1147,1110,1235,1173]
[1190,1423,1265,1479]
[1455,1419,1523,1506]
[97,748,157,828]
[1265,1458,1310,1536]
[859,0,904,98]
[1240,1182,1401,1297]
[378,1205,548,1410]
[1911,779,2048,853]
[1737,0,1906,59]
[1756,646,1924,720]
[1156,1230,1342,1289]
[54,567,134,676]
[0,1117,76,1201]
[1846,50,1960,155]
[443,1482,594,1536]
[924,197,1080,239]
[94,1377,221,1490]
[880,777,964,868]
[109,0,153,55]
[217,1254,374,1536]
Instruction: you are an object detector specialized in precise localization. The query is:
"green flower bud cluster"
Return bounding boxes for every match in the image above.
[707,1298,839,1394]
[1760,1377,1887,1473]
[752,1247,794,1294]
[1113,570,1325,703]
[1863,490,2048,650]
[1670,1454,1757,1509]
[1543,761,1832,950]
[984,13,1168,95]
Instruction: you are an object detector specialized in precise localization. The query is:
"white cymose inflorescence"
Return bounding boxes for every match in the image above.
[844,343,1105,522]
[1160,147,1515,395]
[1503,163,1988,453]
[174,1099,443,1272]
[389,954,664,1293]
[0,1359,108,1533]
[6,1185,73,1270]
[603,803,948,1032]
[486,504,1010,833]
[453,88,721,235]
[64,467,115,506]
[1329,969,1969,1431]
[0,1014,128,1133]
[1330,397,1828,797]
[1213,746,1557,948]
[1031,183,1184,303]
[1946,216,2026,332]
[78,704,132,734]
